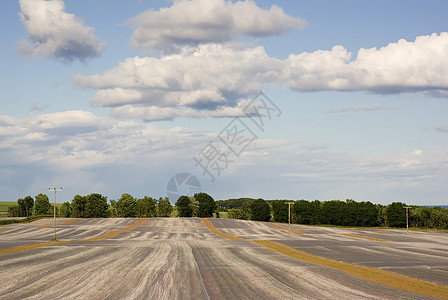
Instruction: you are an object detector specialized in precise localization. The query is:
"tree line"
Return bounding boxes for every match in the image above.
[8,193,53,217]
[7,193,448,229]
[217,198,448,229]
[7,193,174,218]
[7,192,217,219]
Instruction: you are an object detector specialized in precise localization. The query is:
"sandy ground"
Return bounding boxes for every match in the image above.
[0,217,447,299]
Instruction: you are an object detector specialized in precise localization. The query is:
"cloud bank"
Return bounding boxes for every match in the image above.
[1,111,446,204]
[17,0,105,62]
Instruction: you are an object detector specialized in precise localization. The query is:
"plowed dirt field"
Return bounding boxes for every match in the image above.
[1,218,447,299]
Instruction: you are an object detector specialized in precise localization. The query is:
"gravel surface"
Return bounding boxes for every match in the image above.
[0,218,446,299]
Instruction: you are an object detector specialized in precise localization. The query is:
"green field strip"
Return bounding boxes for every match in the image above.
[0,218,148,256]
[253,240,448,300]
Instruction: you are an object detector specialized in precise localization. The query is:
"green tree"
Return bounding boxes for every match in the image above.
[60,202,72,217]
[72,195,87,218]
[357,201,379,227]
[271,200,288,223]
[117,193,137,217]
[228,208,242,219]
[17,198,26,217]
[157,197,173,217]
[386,202,407,227]
[34,193,51,215]
[321,200,345,225]
[428,207,448,229]
[85,193,109,218]
[195,193,216,218]
[189,196,199,217]
[377,204,387,227]
[136,196,157,217]
[176,195,192,217]
[8,206,19,217]
[250,198,271,221]
[109,200,118,217]
[23,196,34,217]
[240,200,252,220]
[293,200,322,225]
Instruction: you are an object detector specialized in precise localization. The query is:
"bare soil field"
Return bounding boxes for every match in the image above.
[1,217,447,299]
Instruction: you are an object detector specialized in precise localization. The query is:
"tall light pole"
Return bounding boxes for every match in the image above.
[49,187,62,241]
[404,206,411,234]
[286,202,295,235]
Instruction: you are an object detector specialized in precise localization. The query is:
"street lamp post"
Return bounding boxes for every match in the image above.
[286,202,295,235]
[49,187,62,241]
[404,206,411,234]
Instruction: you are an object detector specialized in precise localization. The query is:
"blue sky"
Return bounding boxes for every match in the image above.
[1,0,447,205]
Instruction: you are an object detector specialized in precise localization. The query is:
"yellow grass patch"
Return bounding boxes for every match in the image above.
[37,218,84,228]
[340,233,387,242]
[0,218,148,255]
[0,241,69,256]
[122,218,148,231]
[36,225,53,228]
[268,222,304,235]
[253,240,448,299]
[61,218,84,225]
[0,228,7,231]
[201,218,244,241]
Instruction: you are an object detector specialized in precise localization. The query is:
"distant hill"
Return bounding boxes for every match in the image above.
[426,205,448,209]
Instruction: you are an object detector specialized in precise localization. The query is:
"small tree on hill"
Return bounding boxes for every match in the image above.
[271,200,288,223]
[34,193,51,215]
[17,198,26,217]
[195,193,216,218]
[85,193,109,218]
[60,202,72,217]
[176,195,192,217]
[23,196,34,217]
[157,197,173,217]
[386,202,407,227]
[189,196,199,217]
[72,195,87,218]
[136,196,157,217]
[250,198,271,221]
[117,193,137,217]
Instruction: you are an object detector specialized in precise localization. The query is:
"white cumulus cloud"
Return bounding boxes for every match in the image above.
[75,44,280,120]
[17,0,105,62]
[284,33,448,93]
[75,32,448,121]
[128,0,306,53]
